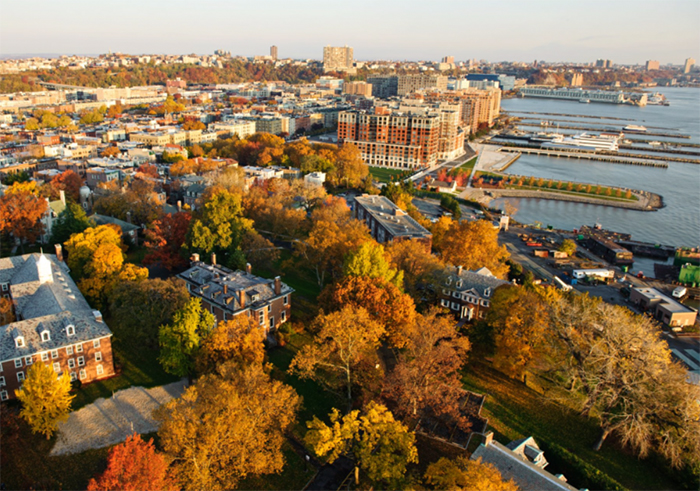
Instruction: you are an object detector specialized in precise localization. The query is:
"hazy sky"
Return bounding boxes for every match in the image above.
[1,0,698,64]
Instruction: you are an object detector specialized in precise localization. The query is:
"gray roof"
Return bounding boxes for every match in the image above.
[444,266,509,298]
[355,195,432,240]
[1,253,112,362]
[90,214,140,233]
[471,439,579,491]
[177,262,293,313]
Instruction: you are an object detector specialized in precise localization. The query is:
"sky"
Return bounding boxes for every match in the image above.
[1,0,698,64]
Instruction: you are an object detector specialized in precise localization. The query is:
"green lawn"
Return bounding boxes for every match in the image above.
[461,362,683,491]
[369,166,410,183]
[456,156,478,171]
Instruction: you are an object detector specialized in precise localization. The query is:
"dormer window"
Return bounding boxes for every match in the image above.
[66,325,75,337]
[41,331,51,342]
[15,336,25,348]
[484,287,492,298]
[456,280,463,288]
[446,277,452,285]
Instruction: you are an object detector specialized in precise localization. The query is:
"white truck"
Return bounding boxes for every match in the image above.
[572,269,615,281]
[672,286,687,298]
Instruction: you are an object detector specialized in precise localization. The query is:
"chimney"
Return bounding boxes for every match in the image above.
[211,253,217,266]
[126,211,132,224]
[59,190,66,206]
[274,276,281,295]
[177,200,182,211]
[457,265,463,275]
[246,263,252,275]
[191,253,200,263]
[484,431,494,446]
[223,284,228,295]
[238,290,246,308]
[55,244,64,262]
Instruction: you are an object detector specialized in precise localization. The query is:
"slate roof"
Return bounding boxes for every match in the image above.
[90,214,140,233]
[0,253,112,363]
[443,266,509,298]
[471,439,579,491]
[355,195,432,241]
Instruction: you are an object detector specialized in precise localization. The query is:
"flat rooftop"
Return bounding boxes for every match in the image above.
[355,194,432,240]
[634,287,695,314]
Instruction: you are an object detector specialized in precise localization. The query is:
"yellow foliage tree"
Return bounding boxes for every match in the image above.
[424,456,519,491]
[16,362,74,439]
[437,220,510,279]
[196,315,266,375]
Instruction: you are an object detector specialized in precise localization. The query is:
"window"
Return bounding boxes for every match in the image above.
[70,372,77,382]
[0,376,5,387]
[456,280,463,288]
[68,359,75,369]
[53,362,61,373]
[76,344,83,353]
[79,369,87,380]
[66,325,75,336]
[41,331,50,342]
[51,350,58,359]
[269,317,274,328]
[281,311,286,322]
[1,283,7,291]
[77,356,85,367]
[66,346,73,355]
[25,356,33,365]
[452,291,460,298]
[14,359,22,368]
[93,339,101,348]
[441,299,449,307]
[95,352,102,362]
[41,352,49,362]
[451,302,459,311]
[258,311,264,325]
[96,364,104,376]
[283,295,288,305]
[267,304,271,313]
[15,337,24,348]
[17,372,24,382]
[0,391,7,401]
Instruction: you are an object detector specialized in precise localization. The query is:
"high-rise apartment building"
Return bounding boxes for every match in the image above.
[684,58,695,74]
[343,81,373,97]
[270,46,278,60]
[366,74,448,98]
[570,73,584,87]
[338,109,440,169]
[323,46,354,73]
[645,60,660,71]
[441,56,455,64]
[423,88,501,134]
[595,59,613,68]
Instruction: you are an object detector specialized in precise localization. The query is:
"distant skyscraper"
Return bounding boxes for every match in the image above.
[570,73,584,87]
[270,45,278,61]
[684,57,695,74]
[442,56,454,64]
[323,45,354,73]
[645,60,660,71]
[596,59,613,68]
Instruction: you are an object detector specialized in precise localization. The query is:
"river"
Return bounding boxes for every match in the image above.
[494,87,700,268]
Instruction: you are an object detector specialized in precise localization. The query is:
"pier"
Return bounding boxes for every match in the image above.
[497,146,668,168]
[515,122,691,139]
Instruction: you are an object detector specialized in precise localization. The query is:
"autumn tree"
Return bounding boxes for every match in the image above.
[320,276,417,349]
[305,401,418,486]
[310,195,351,224]
[15,362,74,439]
[329,143,369,188]
[290,306,385,409]
[49,170,83,202]
[0,297,15,326]
[294,219,371,287]
[50,201,94,245]
[424,457,518,491]
[110,278,190,348]
[546,294,700,467]
[240,230,280,271]
[159,297,215,377]
[196,315,266,375]
[101,145,121,158]
[383,308,471,425]
[429,216,453,251]
[437,220,510,279]
[143,212,193,271]
[558,238,577,256]
[485,285,550,380]
[156,362,300,490]
[0,181,48,250]
[343,241,404,289]
[385,239,444,302]
[87,434,177,491]
[93,178,164,228]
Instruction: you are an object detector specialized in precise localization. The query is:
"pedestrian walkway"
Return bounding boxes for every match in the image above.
[671,347,700,371]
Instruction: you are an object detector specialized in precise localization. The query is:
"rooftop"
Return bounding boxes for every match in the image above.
[633,287,696,314]
[355,194,432,240]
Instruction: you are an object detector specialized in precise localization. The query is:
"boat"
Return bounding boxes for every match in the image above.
[648,141,661,146]
[542,132,620,152]
[579,99,590,103]
[647,92,669,106]
[623,124,647,133]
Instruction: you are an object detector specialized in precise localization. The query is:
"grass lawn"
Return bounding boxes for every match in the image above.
[71,335,180,410]
[461,362,682,491]
[369,166,410,183]
[456,156,478,171]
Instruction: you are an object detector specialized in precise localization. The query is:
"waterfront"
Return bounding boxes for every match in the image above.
[496,87,700,257]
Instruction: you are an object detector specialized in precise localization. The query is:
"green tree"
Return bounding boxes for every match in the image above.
[558,238,577,256]
[343,241,404,290]
[159,298,215,377]
[440,195,462,219]
[305,401,418,486]
[50,202,95,245]
[15,362,74,439]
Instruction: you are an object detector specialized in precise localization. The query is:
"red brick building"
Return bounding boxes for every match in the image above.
[177,256,293,335]
[0,253,115,401]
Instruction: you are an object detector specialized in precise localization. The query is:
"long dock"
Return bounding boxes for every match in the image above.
[515,122,690,139]
[506,110,633,121]
[498,146,668,168]
[618,145,700,156]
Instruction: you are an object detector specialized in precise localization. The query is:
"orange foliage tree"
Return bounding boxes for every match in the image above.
[50,170,83,202]
[143,212,193,271]
[196,315,266,375]
[0,181,48,250]
[87,434,177,491]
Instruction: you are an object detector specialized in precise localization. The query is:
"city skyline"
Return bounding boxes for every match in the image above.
[1,0,698,64]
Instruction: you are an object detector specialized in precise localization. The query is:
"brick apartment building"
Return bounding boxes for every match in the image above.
[177,256,293,333]
[353,195,432,248]
[337,109,440,169]
[0,253,115,401]
[424,88,501,134]
[438,266,509,321]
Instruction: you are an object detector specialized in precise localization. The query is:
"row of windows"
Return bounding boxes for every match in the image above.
[3,361,105,390]
[10,340,101,368]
